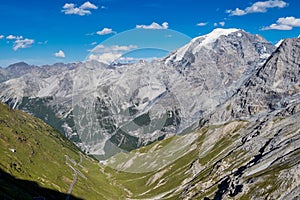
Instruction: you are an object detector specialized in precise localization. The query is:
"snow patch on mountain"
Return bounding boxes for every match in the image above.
[166,28,240,62]
[275,39,284,48]
[192,28,240,53]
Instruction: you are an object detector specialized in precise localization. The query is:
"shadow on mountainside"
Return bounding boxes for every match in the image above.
[0,168,83,200]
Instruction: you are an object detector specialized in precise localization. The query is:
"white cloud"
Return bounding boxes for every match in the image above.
[197,22,207,26]
[227,0,287,16]
[277,16,300,27]
[38,40,48,45]
[214,22,225,27]
[88,53,122,64]
[80,1,97,9]
[13,38,34,51]
[91,41,97,45]
[89,44,137,53]
[54,50,66,58]
[6,35,16,40]
[96,28,115,35]
[136,22,168,29]
[88,44,138,64]
[62,1,98,16]
[0,35,4,39]
[6,35,23,40]
[116,56,159,64]
[227,8,246,16]
[262,23,292,30]
[219,21,225,27]
[262,16,300,30]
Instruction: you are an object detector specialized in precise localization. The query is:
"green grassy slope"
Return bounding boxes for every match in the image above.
[0,103,125,199]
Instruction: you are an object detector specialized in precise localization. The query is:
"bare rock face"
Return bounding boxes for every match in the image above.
[165,29,275,93]
[234,38,300,117]
[208,38,300,124]
[163,29,275,125]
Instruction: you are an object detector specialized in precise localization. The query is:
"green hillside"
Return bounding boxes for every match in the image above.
[0,103,125,199]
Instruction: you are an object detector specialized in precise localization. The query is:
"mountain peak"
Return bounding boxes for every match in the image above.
[192,28,240,43]
[7,62,30,69]
[166,28,243,63]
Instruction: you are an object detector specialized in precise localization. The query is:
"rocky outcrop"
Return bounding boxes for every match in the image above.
[208,38,300,124]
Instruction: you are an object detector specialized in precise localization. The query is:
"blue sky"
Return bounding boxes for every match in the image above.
[0,0,299,67]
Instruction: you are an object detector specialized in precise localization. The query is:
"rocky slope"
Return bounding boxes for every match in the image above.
[208,38,300,124]
[105,108,300,199]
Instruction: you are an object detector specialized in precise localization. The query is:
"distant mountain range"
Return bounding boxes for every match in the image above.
[0,28,276,158]
[1,28,300,199]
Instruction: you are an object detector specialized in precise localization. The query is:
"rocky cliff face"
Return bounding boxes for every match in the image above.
[165,29,274,90]
[208,38,300,124]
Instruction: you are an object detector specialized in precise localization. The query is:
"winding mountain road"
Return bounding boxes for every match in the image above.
[65,154,87,200]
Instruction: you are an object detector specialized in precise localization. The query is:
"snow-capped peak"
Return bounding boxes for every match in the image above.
[275,39,284,48]
[166,28,240,63]
[192,28,240,45]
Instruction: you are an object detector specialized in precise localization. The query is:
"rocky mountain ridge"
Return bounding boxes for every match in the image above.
[0,28,286,158]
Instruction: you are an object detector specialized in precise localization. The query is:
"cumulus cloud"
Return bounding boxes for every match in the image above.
[80,1,97,9]
[88,44,138,64]
[277,16,300,26]
[262,16,300,30]
[136,22,168,29]
[54,50,66,58]
[197,22,207,26]
[262,24,292,30]
[227,0,287,16]
[13,38,34,51]
[0,35,4,39]
[6,35,23,40]
[96,28,115,35]
[88,53,122,64]
[6,35,16,40]
[62,1,98,16]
